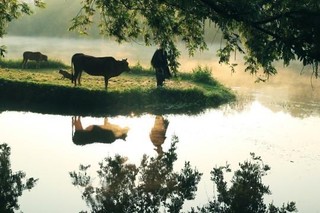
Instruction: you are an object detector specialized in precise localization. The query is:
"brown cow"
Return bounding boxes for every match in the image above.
[72,116,129,146]
[22,51,48,69]
[71,53,130,89]
[149,115,169,156]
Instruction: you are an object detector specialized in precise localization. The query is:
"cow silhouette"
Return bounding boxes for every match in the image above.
[149,115,169,156]
[71,53,130,89]
[22,51,48,69]
[72,116,129,145]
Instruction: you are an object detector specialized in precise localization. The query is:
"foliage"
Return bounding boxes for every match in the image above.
[191,65,217,85]
[192,153,297,213]
[129,63,154,76]
[0,143,38,212]
[70,139,297,213]
[70,0,320,79]
[0,0,45,57]
[70,136,202,213]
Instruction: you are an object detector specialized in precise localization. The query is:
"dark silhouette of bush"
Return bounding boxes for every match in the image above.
[0,143,38,212]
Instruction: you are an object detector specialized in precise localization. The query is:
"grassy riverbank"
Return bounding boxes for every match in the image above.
[0,60,235,116]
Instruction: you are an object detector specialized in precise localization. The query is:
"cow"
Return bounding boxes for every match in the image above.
[22,51,48,69]
[58,69,73,80]
[71,53,130,89]
[151,48,172,86]
[149,115,169,156]
[72,116,129,145]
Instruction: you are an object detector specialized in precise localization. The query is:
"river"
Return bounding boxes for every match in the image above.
[1,36,320,212]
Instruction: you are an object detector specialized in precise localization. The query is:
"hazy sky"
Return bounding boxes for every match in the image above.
[8,0,92,38]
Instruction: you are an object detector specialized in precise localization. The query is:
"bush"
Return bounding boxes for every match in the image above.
[191,65,216,85]
[70,140,297,213]
[70,136,202,213]
[0,143,38,212]
[194,153,297,213]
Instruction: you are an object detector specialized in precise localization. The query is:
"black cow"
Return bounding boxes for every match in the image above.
[72,116,129,146]
[71,53,130,89]
[151,48,172,86]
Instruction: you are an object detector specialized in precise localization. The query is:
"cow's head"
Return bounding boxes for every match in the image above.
[120,58,130,72]
[42,54,48,61]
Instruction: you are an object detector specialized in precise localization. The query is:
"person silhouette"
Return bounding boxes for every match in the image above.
[151,47,172,86]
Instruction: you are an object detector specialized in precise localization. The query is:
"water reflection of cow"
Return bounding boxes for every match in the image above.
[72,116,129,146]
[21,51,48,69]
[149,116,169,156]
[71,53,130,90]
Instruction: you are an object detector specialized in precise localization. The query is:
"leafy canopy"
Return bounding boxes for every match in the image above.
[70,0,320,78]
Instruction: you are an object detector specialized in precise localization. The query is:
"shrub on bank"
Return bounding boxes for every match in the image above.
[191,65,217,85]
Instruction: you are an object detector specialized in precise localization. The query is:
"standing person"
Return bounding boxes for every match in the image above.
[151,47,172,86]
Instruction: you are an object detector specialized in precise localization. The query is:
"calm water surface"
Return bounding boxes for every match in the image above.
[1,36,320,212]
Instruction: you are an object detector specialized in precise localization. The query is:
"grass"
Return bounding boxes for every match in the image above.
[0,59,235,116]
[0,58,68,69]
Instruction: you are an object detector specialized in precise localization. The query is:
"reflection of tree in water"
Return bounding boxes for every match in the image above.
[72,116,129,145]
[259,99,320,118]
[70,136,202,212]
[220,93,254,115]
[221,90,320,118]
[0,143,38,212]
[149,115,169,156]
[70,139,297,213]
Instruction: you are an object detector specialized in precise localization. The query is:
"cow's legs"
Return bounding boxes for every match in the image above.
[73,69,79,86]
[104,77,109,90]
[78,71,82,86]
[21,59,27,69]
[73,66,83,86]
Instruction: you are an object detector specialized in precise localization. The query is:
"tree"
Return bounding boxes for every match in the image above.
[192,152,297,213]
[70,135,202,213]
[0,0,45,57]
[0,143,38,212]
[70,0,320,78]
[70,137,297,213]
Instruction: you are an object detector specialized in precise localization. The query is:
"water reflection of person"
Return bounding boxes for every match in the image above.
[149,115,169,156]
[151,46,172,87]
[72,116,129,145]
